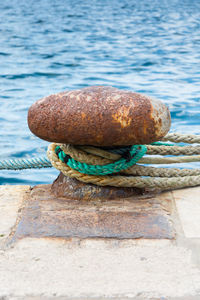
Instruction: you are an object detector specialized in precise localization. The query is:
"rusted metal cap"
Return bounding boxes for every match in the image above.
[28,86,171,146]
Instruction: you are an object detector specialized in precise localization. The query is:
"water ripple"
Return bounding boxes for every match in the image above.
[0,0,200,185]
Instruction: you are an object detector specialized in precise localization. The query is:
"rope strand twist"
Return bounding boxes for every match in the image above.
[47,132,200,191]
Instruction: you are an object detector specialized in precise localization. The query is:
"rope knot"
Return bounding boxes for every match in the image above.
[46,133,200,191]
[121,146,142,163]
[54,144,147,176]
[55,146,70,164]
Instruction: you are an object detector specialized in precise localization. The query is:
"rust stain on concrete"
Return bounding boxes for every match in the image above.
[12,177,175,240]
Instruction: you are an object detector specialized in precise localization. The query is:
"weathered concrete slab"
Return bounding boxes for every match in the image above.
[12,184,174,240]
[8,297,200,300]
[0,185,30,246]
[173,187,200,238]
[7,297,200,300]
[1,185,200,299]
[0,238,200,299]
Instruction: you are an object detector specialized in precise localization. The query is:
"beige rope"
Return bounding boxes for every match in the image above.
[80,145,200,164]
[47,133,200,191]
[124,165,200,177]
[139,155,200,164]
[78,145,200,164]
[147,145,200,155]
[163,133,200,144]
[60,144,111,165]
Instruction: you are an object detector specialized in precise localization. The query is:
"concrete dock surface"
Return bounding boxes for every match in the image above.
[0,184,200,299]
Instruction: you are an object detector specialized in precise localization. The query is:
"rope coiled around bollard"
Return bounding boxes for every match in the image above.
[54,144,147,175]
[47,132,200,191]
[1,132,200,191]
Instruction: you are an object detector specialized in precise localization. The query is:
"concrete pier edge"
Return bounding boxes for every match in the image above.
[0,184,200,299]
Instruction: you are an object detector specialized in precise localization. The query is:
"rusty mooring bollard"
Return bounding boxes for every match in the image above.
[28,86,171,200]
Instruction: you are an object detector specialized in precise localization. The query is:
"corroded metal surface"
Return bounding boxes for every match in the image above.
[51,173,145,200]
[28,86,171,146]
[13,181,174,240]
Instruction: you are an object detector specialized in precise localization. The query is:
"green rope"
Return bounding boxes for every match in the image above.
[0,156,51,170]
[107,142,174,156]
[0,134,199,174]
[0,142,193,172]
[55,145,147,175]
[151,141,175,146]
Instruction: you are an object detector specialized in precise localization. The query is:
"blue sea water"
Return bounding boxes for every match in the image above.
[0,0,200,185]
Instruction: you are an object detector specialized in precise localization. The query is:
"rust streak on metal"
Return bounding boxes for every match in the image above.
[12,176,175,240]
[51,173,145,200]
